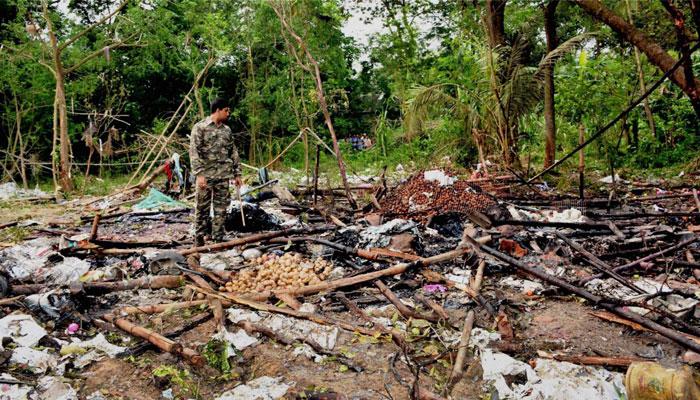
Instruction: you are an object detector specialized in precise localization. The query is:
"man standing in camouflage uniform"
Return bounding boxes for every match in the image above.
[189,98,242,247]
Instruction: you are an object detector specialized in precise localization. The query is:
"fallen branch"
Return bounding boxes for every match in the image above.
[12,275,185,295]
[104,313,203,366]
[536,351,646,367]
[449,259,486,390]
[375,281,439,323]
[119,311,213,358]
[119,300,208,315]
[178,226,333,256]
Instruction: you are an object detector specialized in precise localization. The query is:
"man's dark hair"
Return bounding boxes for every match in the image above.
[210,98,228,113]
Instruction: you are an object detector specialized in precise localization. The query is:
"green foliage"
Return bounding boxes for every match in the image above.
[1,0,698,188]
[202,339,231,374]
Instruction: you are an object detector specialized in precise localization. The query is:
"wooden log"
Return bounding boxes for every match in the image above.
[186,256,227,286]
[89,214,100,241]
[464,236,700,353]
[178,226,332,256]
[119,300,208,315]
[104,313,203,366]
[0,221,19,230]
[536,351,645,367]
[11,275,185,295]
[449,259,486,389]
[493,219,613,230]
[119,311,212,358]
[275,293,302,310]
[375,281,439,323]
[414,294,449,321]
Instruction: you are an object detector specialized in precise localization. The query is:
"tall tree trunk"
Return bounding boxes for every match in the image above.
[624,0,656,139]
[575,0,700,118]
[485,0,507,47]
[543,0,559,168]
[55,71,73,192]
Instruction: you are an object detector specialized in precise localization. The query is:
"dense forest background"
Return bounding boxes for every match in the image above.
[0,0,698,194]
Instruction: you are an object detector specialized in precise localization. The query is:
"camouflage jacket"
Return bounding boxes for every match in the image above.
[189,116,241,180]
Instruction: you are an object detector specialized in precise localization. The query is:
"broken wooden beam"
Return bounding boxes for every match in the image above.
[104,313,203,366]
[11,275,185,296]
[178,225,333,256]
[375,281,439,323]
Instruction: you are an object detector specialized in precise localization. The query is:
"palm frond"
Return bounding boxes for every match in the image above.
[534,33,594,81]
[403,84,461,140]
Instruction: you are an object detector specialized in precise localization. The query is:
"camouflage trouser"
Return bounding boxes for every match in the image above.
[194,178,229,242]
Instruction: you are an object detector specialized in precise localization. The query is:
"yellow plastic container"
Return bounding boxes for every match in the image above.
[625,362,700,400]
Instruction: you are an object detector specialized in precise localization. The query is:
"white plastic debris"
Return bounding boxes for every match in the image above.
[500,277,545,294]
[599,174,623,184]
[469,328,501,350]
[36,376,78,400]
[446,268,471,285]
[213,329,258,351]
[481,348,539,398]
[529,358,626,400]
[201,249,243,271]
[0,182,49,200]
[546,208,586,223]
[214,376,292,400]
[226,308,338,350]
[480,349,626,399]
[60,333,127,369]
[423,170,457,186]
[0,314,47,349]
[10,347,57,374]
[358,219,417,249]
[44,257,91,285]
[0,373,33,399]
[242,248,263,261]
[292,343,323,363]
[0,237,55,280]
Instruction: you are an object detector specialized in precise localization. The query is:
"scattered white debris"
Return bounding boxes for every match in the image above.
[469,328,501,350]
[500,277,545,294]
[0,182,49,200]
[242,248,263,261]
[546,208,586,223]
[214,376,292,400]
[446,268,471,285]
[214,328,258,351]
[201,249,243,271]
[0,314,47,349]
[226,309,338,350]
[0,237,55,280]
[36,376,78,400]
[599,174,623,184]
[358,219,417,249]
[423,170,457,186]
[0,373,33,399]
[480,349,626,399]
[60,333,126,369]
[44,257,91,285]
[10,347,57,374]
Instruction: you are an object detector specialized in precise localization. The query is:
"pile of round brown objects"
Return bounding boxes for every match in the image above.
[381,171,496,222]
[221,252,334,293]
